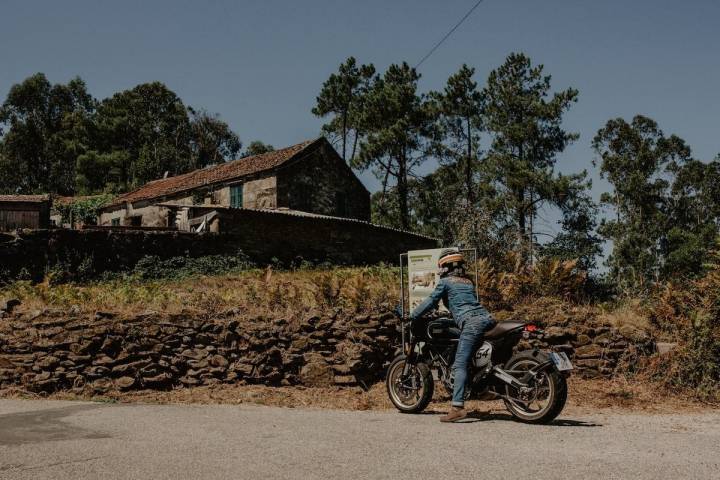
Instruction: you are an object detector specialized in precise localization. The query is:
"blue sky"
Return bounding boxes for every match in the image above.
[1,0,719,239]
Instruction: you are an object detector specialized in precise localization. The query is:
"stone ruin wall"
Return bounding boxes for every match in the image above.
[0,301,656,395]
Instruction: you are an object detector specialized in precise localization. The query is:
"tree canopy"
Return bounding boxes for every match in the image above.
[594,115,720,288]
[3,54,719,293]
[0,76,241,195]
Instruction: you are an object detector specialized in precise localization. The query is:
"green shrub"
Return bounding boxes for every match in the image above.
[131,252,255,280]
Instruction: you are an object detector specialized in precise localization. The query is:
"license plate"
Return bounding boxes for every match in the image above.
[550,352,573,371]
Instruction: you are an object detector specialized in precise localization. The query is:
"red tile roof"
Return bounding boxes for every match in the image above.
[0,194,50,203]
[109,138,319,207]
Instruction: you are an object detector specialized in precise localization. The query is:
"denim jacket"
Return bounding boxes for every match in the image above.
[409,275,491,327]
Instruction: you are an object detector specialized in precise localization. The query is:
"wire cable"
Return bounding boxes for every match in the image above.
[414,0,487,69]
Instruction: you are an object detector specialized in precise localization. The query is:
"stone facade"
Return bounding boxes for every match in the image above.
[98,138,371,228]
[276,141,370,220]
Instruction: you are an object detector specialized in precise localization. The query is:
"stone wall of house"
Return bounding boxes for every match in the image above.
[214,209,433,264]
[0,302,656,395]
[277,142,370,221]
[0,217,437,282]
[100,203,174,228]
[99,174,279,228]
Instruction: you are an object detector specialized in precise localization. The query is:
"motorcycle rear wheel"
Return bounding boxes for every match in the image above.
[502,351,567,424]
[386,355,434,413]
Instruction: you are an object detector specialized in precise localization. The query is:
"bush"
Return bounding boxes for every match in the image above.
[474,253,587,309]
[645,245,720,401]
[131,252,254,280]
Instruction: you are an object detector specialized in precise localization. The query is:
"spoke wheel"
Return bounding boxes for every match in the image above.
[503,352,567,424]
[386,356,434,413]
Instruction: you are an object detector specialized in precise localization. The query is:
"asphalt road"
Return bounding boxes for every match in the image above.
[0,400,718,480]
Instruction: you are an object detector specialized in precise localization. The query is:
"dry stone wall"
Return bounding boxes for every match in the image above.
[0,304,399,394]
[0,301,656,395]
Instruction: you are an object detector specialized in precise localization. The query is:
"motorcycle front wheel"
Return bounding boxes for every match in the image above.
[386,355,434,413]
[502,351,567,424]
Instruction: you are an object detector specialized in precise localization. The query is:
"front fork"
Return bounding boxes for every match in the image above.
[401,339,419,377]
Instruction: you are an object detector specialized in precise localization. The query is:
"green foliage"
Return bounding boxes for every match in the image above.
[0,73,95,195]
[242,141,275,157]
[356,63,437,230]
[481,53,581,258]
[129,253,254,280]
[648,246,720,401]
[1,74,241,196]
[312,57,376,163]
[188,107,242,168]
[673,311,720,401]
[53,194,114,226]
[594,115,719,288]
[540,192,603,271]
[429,64,484,207]
[89,82,193,189]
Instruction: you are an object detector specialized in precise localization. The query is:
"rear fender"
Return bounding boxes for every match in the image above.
[509,350,558,383]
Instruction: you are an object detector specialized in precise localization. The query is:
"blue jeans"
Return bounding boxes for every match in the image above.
[452,315,496,407]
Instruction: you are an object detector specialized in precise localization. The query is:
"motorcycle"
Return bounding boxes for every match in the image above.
[386,314,573,424]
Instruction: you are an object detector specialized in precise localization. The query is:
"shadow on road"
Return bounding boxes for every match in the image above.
[463,411,602,427]
[412,409,602,427]
[0,404,110,446]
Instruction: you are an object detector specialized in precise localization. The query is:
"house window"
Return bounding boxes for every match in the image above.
[129,216,142,227]
[111,218,120,226]
[230,184,244,208]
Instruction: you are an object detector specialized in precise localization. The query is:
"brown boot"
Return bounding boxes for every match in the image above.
[440,406,467,423]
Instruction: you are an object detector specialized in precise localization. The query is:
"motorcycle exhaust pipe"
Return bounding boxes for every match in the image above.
[491,366,528,389]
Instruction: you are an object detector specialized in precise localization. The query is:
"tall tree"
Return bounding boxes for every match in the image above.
[593,115,697,287]
[481,53,580,261]
[188,107,241,168]
[0,73,95,194]
[430,64,484,206]
[539,188,603,271]
[357,63,436,230]
[88,82,193,189]
[312,57,376,163]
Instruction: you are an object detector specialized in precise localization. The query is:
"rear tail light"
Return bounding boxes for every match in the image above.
[523,324,542,339]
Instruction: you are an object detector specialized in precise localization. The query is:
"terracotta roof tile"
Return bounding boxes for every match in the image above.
[0,194,50,203]
[110,138,319,206]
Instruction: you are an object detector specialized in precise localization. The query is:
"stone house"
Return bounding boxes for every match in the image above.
[0,195,51,231]
[98,137,371,229]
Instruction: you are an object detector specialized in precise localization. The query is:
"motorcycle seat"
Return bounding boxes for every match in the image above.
[484,321,525,339]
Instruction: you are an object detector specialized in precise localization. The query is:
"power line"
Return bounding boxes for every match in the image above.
[414,0,487,69]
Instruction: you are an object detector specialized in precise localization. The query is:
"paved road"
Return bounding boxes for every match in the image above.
[0,400,718,480]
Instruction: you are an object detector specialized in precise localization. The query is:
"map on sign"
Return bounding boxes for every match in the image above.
[407,248,448,313]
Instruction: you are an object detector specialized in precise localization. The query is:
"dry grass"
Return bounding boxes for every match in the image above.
[0,265,399,318]
[2,378,713,414]
[596,298,651,331]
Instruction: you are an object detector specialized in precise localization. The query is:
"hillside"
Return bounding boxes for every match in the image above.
[1,263,717,409]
